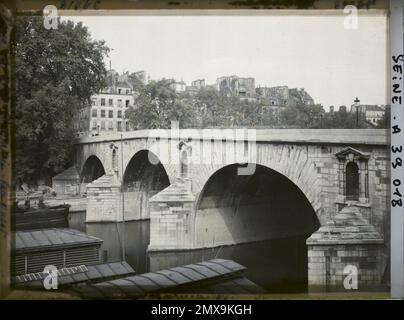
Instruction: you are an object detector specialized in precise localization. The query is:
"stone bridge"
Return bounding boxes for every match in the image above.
[70,128,389,291]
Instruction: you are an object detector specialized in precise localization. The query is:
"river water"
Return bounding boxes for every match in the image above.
[69,211,309,293]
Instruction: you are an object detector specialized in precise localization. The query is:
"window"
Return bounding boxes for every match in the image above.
[346,162,359,201]
[92,99,96,106]
[126,121,131,131]
[117,99,122,108]
[108,121,114,131]
[92,120,97,130]
[117,110,122,118]
[118,89,122,94]
[101,110,106,118]
[100,121,105,131]
[125,100,130,107]
[336,147,370,204]
[92,109,97,117]
[101,98,106,106]
[108,110,113,118]
[126,89,130,94]
[108,99,113,106]
[117,121,122,132]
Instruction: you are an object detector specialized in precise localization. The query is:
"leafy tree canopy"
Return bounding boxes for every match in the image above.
[125,79,196,129]
[15,16,109,184]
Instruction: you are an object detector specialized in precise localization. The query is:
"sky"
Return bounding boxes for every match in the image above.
[63,12,388,109]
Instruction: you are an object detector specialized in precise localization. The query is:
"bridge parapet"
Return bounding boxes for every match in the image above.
[77,129,388,146]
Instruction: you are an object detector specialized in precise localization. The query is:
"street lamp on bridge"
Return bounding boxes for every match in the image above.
[354,97,360,128]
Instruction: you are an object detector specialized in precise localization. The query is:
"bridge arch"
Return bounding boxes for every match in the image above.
[122,150,170,220]
[80,155,106,184]
[194,163,321,292]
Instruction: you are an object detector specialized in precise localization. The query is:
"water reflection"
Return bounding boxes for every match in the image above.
[86,220,150,274]
[69,212,308,292]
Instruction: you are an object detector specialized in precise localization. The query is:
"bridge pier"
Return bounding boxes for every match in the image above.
[85,173,124,222]
[307,206,386,292]
[148,177,195,251]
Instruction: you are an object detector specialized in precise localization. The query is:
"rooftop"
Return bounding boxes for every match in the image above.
[15,228,103,253]
[70,259,265,298]
[14,262,135,289]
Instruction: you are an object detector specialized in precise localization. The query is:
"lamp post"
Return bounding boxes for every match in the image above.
[120,133,126,262]
[354,97,360,128]
[109,141,125,262]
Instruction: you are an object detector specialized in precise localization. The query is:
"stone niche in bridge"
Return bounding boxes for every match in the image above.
[306,206,386,292]
[148,178,195,251]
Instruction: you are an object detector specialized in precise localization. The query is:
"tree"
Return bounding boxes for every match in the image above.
[15,16,109,184]
[125,79,196,129]
[192,86,221,127]
[377,106,390,129]
[323,107,367,129]
[279,106,299,127]
[127,72,146,93]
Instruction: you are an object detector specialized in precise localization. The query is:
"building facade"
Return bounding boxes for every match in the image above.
[256,86,315,107]
[191,79,205,89]
[215,75,256,98]
[364,106,385,125]
[171,80,186,92]
[89,88,134,135]
[350,104,386,125]
[76,69,151,136]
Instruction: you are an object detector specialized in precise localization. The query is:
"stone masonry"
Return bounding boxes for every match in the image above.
[307,206,386,292]
[86,173,123,222]
[148,178,195,251]
[70,129,390,292]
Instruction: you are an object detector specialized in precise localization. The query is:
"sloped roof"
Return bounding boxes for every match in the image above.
[86,174,120,189]
[70,259,265,298]
[15,228,103,252]
[149,178,195,203]
[14,262,135,288]
[335,146,371,160]
[307,206,383,245]
[116,81,132,89]
[364,105,384,112]
[52,167,79,181]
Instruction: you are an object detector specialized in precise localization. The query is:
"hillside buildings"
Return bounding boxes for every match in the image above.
[174,75,316,109]
[215,75,256,99]
[77,69,385,135]
[170,80,186,92]
[256,86,315,107]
